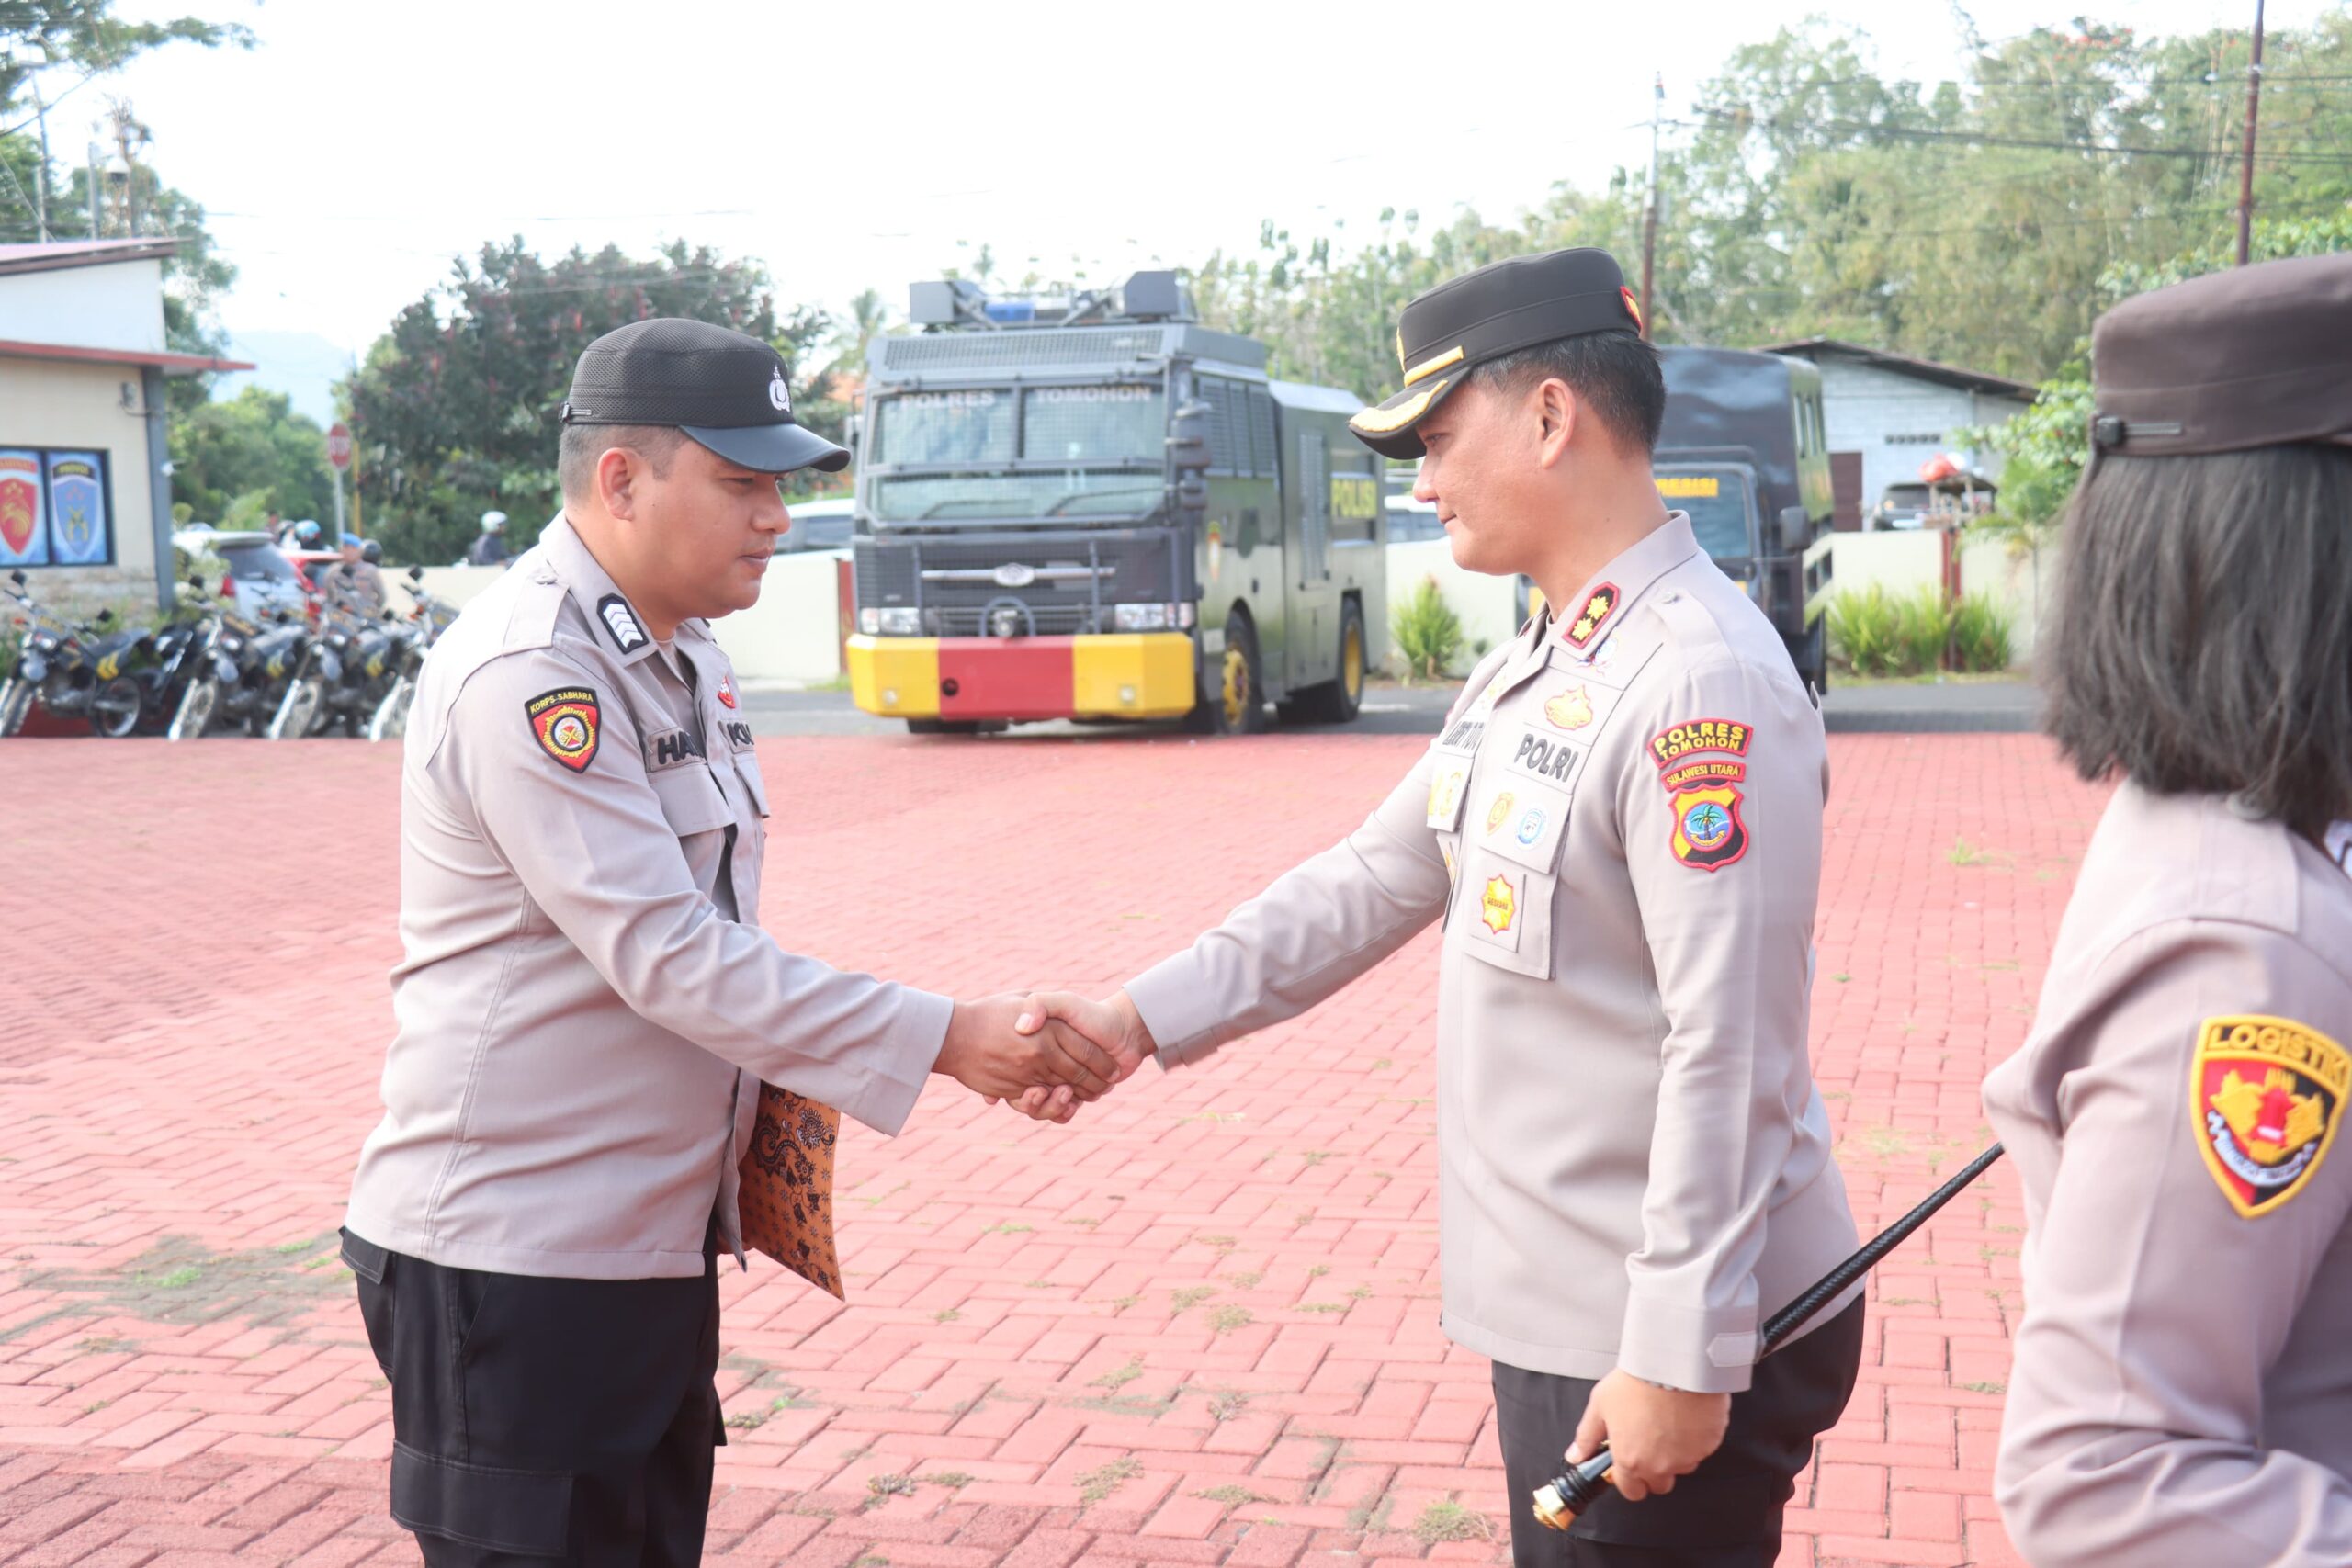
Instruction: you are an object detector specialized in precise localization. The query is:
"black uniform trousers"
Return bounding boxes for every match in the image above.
[342,1223,725,1567]
[1490,1298,1865,1568]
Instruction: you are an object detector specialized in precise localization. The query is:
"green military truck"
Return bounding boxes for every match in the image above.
[845,271,1387,734]
[1653,346,1837,691]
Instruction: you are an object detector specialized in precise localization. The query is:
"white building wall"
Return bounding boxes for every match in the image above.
[0,259,168,355]
[0,355,159,619]
[1812,358,2028,513]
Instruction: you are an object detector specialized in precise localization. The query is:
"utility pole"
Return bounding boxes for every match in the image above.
[1639,72,1662,341]
[110,105,141,236]
[30,80,51,242]
[2236,0,2267,266]
[85,141,102,237]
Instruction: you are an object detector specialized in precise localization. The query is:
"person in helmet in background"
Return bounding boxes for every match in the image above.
[466,509,513,567]
[319,530,388,616]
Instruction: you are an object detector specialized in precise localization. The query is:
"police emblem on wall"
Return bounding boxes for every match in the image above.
[526,686,602,772]
[0,450,47,567]
[44,453,107,565]
[2191,1014,2346,1218]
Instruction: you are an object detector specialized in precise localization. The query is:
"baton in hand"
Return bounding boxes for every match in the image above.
[1532,1142,2007,1531]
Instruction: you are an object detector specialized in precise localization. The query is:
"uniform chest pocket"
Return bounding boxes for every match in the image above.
[1453,776,1570,980]
[649,761,733,839]
[732,756,770,818]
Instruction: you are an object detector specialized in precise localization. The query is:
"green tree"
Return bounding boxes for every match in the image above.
[170,385,335,525]
[347,238,833,565]
[0,2,250,118]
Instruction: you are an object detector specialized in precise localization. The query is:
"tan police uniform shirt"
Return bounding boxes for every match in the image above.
[322,558,388,617]
[345,514,952,1280]
[1125,513,1859,1393]
[1984,785,2352,1565]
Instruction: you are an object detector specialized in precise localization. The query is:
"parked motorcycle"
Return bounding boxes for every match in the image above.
[135,577,224,737]
[1,569,149,738]
[367,566,457,742]
[174,599,311,739]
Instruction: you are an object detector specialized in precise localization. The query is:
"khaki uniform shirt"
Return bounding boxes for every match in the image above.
[346,515,951,1280]
[1984,785,2352,1565]
[322,558,388,617]
[1125,514,1858,1392]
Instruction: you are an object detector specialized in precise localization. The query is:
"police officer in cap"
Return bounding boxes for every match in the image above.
[1018,248,1863,1565]
[1985,252,2352,1565]
[342,317,1118,1566]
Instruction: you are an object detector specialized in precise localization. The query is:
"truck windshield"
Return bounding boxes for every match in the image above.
[869,385,1166,522]
[1656,469,1755,560]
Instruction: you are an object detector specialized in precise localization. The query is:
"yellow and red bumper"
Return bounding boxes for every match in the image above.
[846,634,1197,722]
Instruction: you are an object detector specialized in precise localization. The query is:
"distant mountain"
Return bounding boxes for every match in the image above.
[213,330,357,426]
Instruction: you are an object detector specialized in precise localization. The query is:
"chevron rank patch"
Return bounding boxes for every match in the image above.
[2192,1014,2347,1218]
[526,686,602,773]
[595,592,649,654]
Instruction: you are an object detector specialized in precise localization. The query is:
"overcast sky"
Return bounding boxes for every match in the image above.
[56,0,2335,358]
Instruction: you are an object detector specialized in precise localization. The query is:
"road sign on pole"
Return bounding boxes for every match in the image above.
[326,423,354,470]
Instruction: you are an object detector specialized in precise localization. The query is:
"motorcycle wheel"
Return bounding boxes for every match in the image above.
[169,677,219,741]
[368,677,416,743]
[268,677,324,741]
[90,676,143,739]
[0,678,30,739]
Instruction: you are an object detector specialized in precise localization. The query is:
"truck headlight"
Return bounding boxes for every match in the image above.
[1112,603,1182,632]
[861,607,922,636]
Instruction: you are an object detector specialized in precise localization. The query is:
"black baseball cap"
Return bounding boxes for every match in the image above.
[1349,247,1645,459]
[560,317,850,474]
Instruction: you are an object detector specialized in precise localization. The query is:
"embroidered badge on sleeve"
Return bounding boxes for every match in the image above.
[2192,1015,2346,1218]
[1665,764,1749,872]
[526,686,602,773]
[1650,717,1755,769]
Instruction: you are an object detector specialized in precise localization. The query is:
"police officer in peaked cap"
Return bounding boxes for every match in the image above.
[1986,251,2352,1566]
[341,317,1119,1566]
[1019,248,1865,1566]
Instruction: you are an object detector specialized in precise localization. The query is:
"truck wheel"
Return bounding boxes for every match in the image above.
[1278,600,1367,726]
[1188,612,1266,735]
[1800,619,1830,695]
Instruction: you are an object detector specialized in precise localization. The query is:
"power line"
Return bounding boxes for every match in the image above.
[1680,107,2352,165]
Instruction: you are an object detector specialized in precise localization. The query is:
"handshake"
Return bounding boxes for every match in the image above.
[933,990,1158,1123]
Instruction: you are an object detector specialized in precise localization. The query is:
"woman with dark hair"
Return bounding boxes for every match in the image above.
[1984,251,2352,1567]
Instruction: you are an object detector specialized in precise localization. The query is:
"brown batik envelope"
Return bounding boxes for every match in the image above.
[735,1081,844,1300]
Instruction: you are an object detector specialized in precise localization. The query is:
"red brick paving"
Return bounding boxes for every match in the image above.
[0,730,2107,1565]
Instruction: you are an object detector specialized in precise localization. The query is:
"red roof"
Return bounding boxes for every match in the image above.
[0,336,254,377]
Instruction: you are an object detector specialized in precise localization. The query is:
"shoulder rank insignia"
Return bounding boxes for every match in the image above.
[1564,582,1620,649]
[526,686,601,773]
[2192,1014,2347,1218]
[595,592,649,654]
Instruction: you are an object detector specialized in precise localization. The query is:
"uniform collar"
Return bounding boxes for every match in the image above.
[1546,511,1701,660]
[540,513,661,666]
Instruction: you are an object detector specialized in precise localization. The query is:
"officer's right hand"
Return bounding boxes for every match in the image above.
[934,993,1120,1110]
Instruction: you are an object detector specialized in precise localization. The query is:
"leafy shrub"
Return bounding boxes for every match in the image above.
[1829,584,1970,677]
[1391,575,1464,681]
[1949,591,2015,672]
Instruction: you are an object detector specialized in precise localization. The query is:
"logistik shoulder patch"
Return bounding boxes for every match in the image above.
[595,593,649,654]
[526,686,601,773]
[2192,1014,2347,1218]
